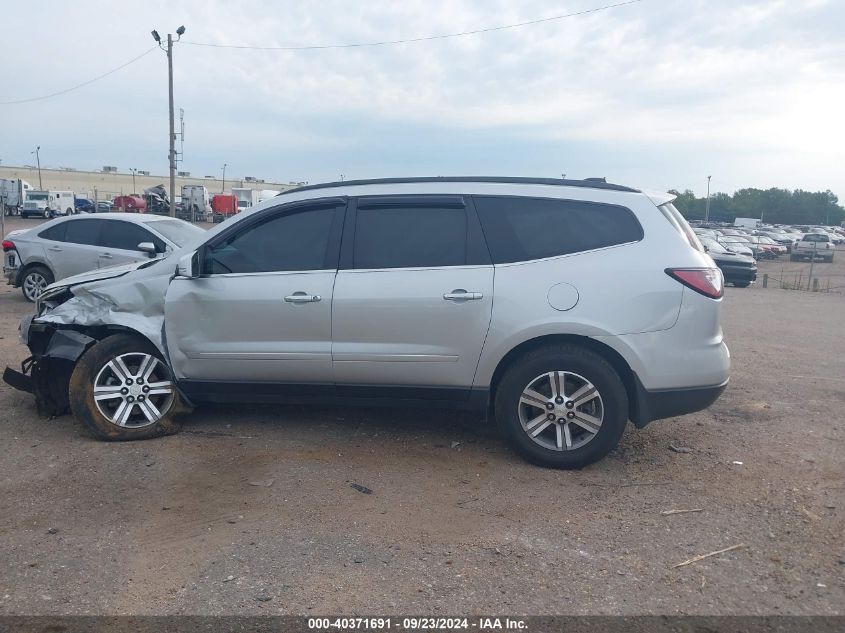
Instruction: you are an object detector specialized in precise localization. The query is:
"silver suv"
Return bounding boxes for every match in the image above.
[3,177,730,468]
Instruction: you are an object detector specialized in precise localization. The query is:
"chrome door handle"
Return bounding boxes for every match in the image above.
[443,289,483,301]
[99,253,114,259]
[48,246,62,252]
[284,292,321,303]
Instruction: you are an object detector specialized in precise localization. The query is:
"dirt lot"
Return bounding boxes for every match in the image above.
[0,217,843,615]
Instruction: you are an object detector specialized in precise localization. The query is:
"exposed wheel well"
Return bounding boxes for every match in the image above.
[17,261,54,286]
[488,334,639,422]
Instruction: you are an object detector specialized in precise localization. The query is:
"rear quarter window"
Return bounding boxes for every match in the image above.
[473,195,643,264]
[38,223,67,242]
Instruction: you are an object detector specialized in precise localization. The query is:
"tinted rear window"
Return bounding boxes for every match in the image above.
[474,196,642,264]
[64,219,102,246]
[354,206,467,269]
[38,223,67,242]
[803,234,829,242]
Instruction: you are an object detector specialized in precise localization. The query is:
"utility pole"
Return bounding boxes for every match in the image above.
[32,146,42,190]
[222,163,227,193]
[704,175,712,223]
[130,168,137,195]
[152,26,185,217]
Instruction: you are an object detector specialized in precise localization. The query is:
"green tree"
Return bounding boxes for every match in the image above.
[671,187,844,225]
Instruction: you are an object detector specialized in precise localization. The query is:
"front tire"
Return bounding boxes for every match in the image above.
[20,265,54,302]
[734,281,750,288]
[42,209,50,219]
[69,334,185,441]
[495,345,628,469]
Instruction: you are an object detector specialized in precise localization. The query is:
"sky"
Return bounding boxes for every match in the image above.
[2,0,844,199]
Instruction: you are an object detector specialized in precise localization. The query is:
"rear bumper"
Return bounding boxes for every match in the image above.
[631,378,728,428]
[718,264,757,284]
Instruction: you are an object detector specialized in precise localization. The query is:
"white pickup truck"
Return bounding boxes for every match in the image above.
[791,233,834,262]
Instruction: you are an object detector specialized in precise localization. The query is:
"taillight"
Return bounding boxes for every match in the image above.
[665,268,724,299]
[2,240,15,252]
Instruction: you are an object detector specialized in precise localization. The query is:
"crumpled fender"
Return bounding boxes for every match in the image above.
[35,272,172,357]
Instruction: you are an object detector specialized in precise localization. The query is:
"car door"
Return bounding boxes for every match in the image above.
[40,218,105,280]
[164,198,346,387]
[331,195,494,400]
[98,219,165,268]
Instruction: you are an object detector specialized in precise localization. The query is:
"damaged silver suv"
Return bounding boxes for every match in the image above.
[4,177,730,468]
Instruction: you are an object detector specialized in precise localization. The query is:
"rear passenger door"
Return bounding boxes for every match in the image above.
[331,195,494,400]
[40,219,105,280]
[98,220,165,268]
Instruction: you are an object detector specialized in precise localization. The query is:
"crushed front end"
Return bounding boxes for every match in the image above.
[4,318,96,416]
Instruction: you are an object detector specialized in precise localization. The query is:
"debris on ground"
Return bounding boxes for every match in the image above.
[800,507,822,521]
[255,594,272,602]
[46,528,58,535]
[660,508,704,516]
[668,444,692,454]
[731,461,744,466]
[673,543,746,568]
[222,575,236,583]
[248,480,274,487]
[350,483,373,495]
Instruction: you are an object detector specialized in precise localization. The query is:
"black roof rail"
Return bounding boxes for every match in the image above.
[277,176,639,196]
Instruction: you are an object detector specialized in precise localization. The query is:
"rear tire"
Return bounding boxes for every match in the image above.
[734,281,750,288]
[20,265,54,302]
[494,345,628,469]
[69,334,185,441]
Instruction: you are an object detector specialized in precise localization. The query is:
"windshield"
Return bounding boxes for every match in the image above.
[28,193,48,200]
[147,219,206,247]
[701,237,730,254]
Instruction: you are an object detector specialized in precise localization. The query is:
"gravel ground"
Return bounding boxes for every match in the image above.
[0,217,843,615]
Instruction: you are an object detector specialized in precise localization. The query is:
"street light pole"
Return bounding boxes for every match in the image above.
[222,163,227,193]
[704,175,712,223]
[167,33,176,217]
[33,146,42,190]
[152,26,185,217]
[130,168,136,195]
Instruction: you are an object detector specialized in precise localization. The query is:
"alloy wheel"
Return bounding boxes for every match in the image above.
[93,353,175,428]
[518,371,604,451]
[22,272,48,301]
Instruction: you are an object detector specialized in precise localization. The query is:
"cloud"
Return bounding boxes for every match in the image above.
[2,0,844,197]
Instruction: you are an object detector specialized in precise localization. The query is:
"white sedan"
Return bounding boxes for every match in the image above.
[3,213,205,301]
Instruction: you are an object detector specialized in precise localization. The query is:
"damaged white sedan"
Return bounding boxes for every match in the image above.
[3,177,730,468]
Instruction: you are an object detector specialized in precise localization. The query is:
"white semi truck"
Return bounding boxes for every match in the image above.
[0,178,34,215]
[180,185,211,221]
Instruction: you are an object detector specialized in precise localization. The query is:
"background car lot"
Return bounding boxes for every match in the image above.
[0,216,843,615]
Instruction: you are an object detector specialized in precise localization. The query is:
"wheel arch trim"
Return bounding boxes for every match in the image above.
[486,333,641,425]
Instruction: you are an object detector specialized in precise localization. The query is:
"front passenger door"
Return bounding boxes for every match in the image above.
[164,199,346,385]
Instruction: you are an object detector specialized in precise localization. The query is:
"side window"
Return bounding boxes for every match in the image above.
[63,220,102,246]
[353,206,467,269]
[474,196,643,264]
[205,206,339,274]
[101,220,164,252]
[38,223,68,242]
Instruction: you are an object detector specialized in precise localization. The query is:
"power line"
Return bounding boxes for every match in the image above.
[183,0,644,51]
[0,46,158,105]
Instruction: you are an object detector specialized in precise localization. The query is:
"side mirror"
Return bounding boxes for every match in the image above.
[137,242,158,257]
[176,250,201,278]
